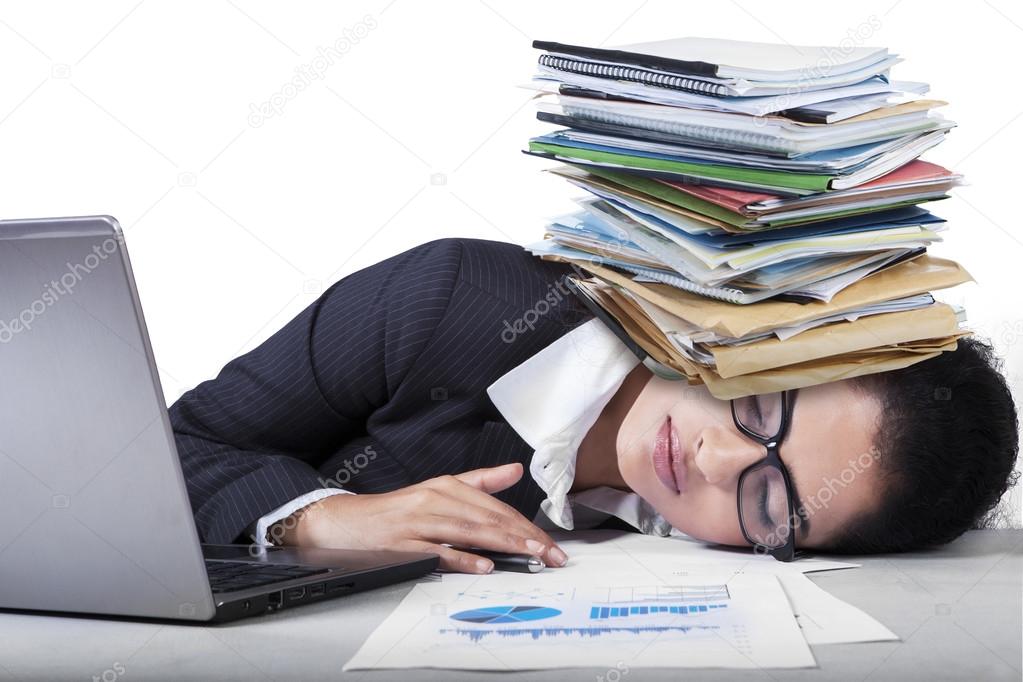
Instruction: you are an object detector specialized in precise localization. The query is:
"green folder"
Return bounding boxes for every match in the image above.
[572,166,750,227]
[576,166,944,230]
[528,140,833,193]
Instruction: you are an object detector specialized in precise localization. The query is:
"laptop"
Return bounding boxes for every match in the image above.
[0,216,439,623]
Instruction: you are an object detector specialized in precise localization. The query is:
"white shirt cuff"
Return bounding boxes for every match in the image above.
[251,488,355,547]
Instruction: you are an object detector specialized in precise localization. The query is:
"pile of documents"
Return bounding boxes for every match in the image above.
[522,37,972,398]
[345,529,899,671]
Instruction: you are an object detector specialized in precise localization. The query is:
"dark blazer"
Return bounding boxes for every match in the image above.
[170,238,595,544]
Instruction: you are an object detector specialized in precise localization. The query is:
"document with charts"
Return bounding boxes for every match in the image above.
[342,571,814,670]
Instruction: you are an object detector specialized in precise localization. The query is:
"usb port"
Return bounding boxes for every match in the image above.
[309,584,325,597]
[328,581,355,594]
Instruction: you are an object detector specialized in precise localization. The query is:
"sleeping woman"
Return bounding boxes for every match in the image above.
[170,238,1019,573]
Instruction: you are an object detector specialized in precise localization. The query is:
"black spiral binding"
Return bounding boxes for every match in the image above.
[539,53,731,98]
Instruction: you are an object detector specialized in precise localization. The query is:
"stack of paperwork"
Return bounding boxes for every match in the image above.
[522,37,972,398]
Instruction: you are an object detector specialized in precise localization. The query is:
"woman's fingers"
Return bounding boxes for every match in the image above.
[284,471,571,572]
[425,472,569,566]
[453,462,523,494]
[406,491,568,566]
[411,511,544,558]
[405,540,496,574]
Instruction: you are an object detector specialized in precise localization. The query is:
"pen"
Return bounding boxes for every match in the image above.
[473,549,545,573]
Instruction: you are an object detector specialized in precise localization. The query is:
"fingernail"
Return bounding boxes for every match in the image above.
[525,539,546,554]
[549,546,568,566]
[476,559,493,573]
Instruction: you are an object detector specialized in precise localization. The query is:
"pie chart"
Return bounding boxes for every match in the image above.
[450,605,562,624]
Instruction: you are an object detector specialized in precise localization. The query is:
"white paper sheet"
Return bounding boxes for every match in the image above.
[342,572,814,671]
[343,530,898,670]
[547,530,897,646]
[779,573,899,645]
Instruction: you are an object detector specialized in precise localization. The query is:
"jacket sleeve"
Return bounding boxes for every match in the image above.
[168,238,464,544]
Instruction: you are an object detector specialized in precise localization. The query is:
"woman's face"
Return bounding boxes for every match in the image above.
[615,372,884,550]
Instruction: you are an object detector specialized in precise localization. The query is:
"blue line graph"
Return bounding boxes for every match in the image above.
[439,584,734,645]
[595,585,730,603]
[438,624,720,643]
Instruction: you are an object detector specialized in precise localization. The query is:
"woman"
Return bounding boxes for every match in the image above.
[170,238,1020,573]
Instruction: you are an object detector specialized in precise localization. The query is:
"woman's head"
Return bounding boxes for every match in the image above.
[614,336,1019,554]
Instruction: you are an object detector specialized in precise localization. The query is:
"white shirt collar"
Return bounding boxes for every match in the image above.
[486,318,674,536]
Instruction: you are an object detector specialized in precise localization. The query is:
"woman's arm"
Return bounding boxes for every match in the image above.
[277,462,569,573]
[169,239,466,544]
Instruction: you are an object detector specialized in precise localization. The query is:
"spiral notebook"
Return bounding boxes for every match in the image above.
[614,262,774,304]
[537,95,949,156]
[529,241,802,304]
[532,37,891,83]
[538,53,734,97]
[536,52,902,100]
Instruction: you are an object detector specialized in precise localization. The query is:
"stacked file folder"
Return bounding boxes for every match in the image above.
[522,37,972,398]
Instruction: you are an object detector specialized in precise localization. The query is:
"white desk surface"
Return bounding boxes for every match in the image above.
[3,530,1020,682]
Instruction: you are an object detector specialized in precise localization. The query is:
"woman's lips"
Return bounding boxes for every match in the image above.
[652,416,688,494]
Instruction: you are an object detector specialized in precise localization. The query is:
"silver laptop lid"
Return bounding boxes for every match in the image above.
[0,216,215,620]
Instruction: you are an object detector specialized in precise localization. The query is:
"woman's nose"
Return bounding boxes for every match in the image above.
[692,424,766,486]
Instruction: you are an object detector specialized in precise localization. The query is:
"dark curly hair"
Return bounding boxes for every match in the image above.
[824,336,1020,554]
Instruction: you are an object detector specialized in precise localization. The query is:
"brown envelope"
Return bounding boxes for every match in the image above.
[709,303,961,378]
[567,270,971,398]
[603,294,963,399]
[572,255,972,338]
[695,336,966,400]
[580,276,967,395]
[817,99,948,126]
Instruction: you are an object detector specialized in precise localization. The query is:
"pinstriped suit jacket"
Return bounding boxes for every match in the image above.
[169,238,594,544]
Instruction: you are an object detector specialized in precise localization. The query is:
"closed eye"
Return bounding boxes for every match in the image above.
[758,481,773,528]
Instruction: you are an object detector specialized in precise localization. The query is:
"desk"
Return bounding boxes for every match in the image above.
[3,530,1020,681]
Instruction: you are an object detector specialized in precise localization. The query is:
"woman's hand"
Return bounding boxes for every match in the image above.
[273,462,569,573]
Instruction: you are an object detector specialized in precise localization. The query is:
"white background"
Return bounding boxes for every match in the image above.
[1,0,1020,525]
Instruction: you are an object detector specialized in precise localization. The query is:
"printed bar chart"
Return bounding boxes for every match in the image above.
[589,603,729,619]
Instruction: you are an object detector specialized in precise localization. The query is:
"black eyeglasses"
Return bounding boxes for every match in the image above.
[731,390,803,562]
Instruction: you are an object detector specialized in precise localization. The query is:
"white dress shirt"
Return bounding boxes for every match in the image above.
[486,318,676,536]
[250,318,679,546]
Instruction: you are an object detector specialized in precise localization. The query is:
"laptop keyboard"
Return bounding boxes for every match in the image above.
[205,559,330,593]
